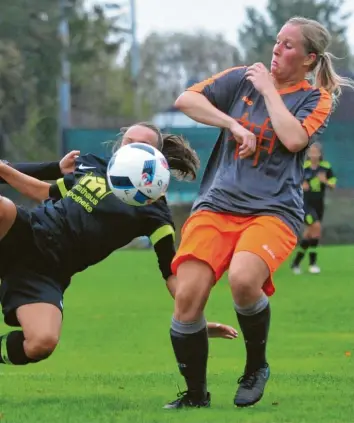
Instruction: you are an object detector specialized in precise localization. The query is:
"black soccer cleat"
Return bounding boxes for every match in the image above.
[234,364,270,407]
[163,390,211,409]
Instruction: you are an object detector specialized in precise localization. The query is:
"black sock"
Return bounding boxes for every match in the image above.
[309,238,319,265]
[291,239,310,267]
[235,297,270,374]
[0,331,38,365]
[170,317,208,399]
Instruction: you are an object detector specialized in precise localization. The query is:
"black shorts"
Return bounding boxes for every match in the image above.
[304,201,324,225]
[0,207,70,326]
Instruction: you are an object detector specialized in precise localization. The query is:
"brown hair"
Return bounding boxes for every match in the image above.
[287,16,354,100]
[117,122,200,181]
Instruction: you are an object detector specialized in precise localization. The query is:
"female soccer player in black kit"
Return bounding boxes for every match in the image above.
[0,122,237,368]
[291,141,336,274]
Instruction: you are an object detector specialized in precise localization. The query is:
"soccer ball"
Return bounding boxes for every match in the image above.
[107,143,170,206]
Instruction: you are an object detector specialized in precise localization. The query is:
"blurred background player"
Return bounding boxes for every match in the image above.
[291,141,336,274]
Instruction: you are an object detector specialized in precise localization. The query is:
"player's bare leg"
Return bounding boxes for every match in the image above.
[166,275,238,340]
[164,260,213,409]
[229,252,271,407]
[0,303,62,365]
[0,196,17,241]
[307,222,321,274]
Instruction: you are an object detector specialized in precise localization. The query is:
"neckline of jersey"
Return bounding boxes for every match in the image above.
[276,79,312,95]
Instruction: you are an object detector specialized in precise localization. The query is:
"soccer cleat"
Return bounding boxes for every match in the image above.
[309,265,321,274]
[163,390,211,409]
[234,364,270,407]
[291,266,302,275]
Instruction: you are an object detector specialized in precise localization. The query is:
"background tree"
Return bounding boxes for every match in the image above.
[238,0,352,69]
[137,32,242,113]
[0,0,131,159]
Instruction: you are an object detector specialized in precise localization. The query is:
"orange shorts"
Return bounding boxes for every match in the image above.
[171,210,297,296]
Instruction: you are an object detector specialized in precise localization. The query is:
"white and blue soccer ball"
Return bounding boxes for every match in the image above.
[107,143,170,206]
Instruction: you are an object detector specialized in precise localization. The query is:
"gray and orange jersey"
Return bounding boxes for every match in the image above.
[187,66,332,235]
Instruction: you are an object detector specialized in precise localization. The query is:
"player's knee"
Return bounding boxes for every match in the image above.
[0,196,17,236]
[303,228,310,239]
[174,288,203,322]
[229,268,261,304]
[25,332,60,360]
[174,283,209,322]
[310,222,321,238]
[173,260,213,322]
[0,196,9,221]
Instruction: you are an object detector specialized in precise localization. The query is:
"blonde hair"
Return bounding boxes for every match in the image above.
[307,140,323,161]
[287,16,354,100]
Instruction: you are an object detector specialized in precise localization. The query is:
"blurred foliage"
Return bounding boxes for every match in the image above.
[0,0,133,160]
[137,31,242,111]
[0,0,352,162]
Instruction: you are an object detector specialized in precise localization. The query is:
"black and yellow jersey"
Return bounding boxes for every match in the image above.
[303,160,336,204]
[0,160,61,182]
[17,154,175,280]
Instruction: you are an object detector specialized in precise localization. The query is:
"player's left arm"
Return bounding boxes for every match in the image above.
[0,150,80,184]
[245,63,332,152]
[0,160,51,201]
[0,160,62,183]
[48,173,76,202]
[150,224,176,282]
[263,87,332,153]
[324,164,337,188]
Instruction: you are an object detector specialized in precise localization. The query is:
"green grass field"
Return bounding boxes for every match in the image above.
[0,245,353,423]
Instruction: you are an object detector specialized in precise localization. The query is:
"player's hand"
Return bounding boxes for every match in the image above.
[60,150,80,174]
[245,62,274,96]
[317,172,327,184]
[302,181,310,191]
[229,121,257,159]
[207,323,238,339]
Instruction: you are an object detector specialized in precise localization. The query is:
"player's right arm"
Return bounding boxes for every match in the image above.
[302,180,310,191]
[175,67,244,127]
[302,160,311,191]
[175,67,256,158]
